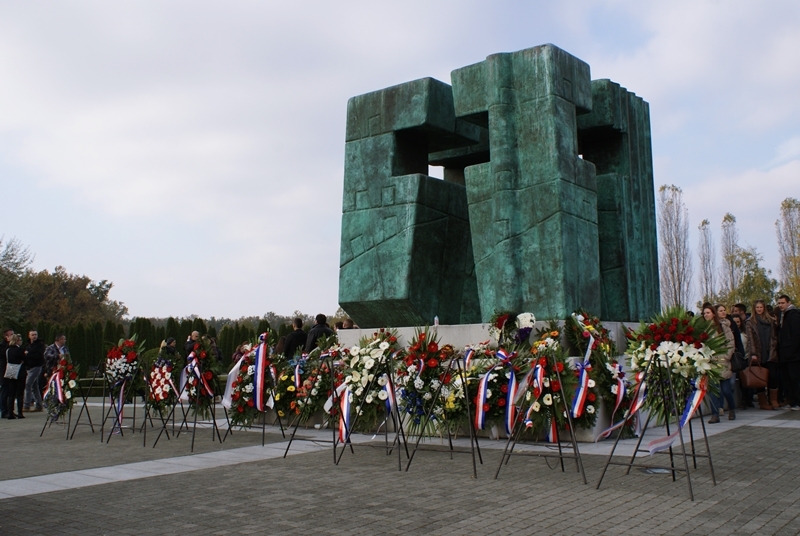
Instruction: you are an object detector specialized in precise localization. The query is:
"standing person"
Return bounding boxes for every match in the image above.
[4,334,27,419]
[22,330,46,412]
[43,334,69,378]
[717,304,750,408]
[185,331,200,357]
[304,314,334,353]
[703,303,736,423]
[747,300,780,409]
[283,318,307,358]
[0,328,13,418]
[733,303,749,321]
[777,295,800,410]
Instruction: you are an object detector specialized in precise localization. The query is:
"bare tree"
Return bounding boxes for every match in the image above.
[697,219,716,302]
[719,213,742,302]
[776,197,800,299]
[658,185,693,308]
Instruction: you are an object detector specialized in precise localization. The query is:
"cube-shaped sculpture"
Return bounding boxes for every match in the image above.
[339,45,660,326]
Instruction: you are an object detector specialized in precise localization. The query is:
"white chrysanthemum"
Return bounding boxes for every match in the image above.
[587,379,595,388]
[532,401,541,412]
[66,391,72,399]
[377,375,388,386]
[378,390,388,401]
[414,378,424,390]
[423,392,432,400]
[247,366,255,376]
[430,379,441,389]
[365,395,373,404]
[586,405,595,414]
[408,365,417,374]
[364,358,375,370]
[350,346,361,356]
[379,341,390,351]
[68,380,76,388]
[543,394,553,406]
[244,384,254,393]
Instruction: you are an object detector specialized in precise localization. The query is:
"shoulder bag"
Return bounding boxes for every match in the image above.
[739,362,769,390]
[4,350,21,379]
[730,350,747,373]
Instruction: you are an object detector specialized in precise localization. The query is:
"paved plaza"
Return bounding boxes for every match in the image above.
[1,402,799,535]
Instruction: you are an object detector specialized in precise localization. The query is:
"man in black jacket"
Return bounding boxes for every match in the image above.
[23,330,46,412]
[778,295,800,410]
[283,318,307,358]
[0,328,12,418]
[304,314,334,353]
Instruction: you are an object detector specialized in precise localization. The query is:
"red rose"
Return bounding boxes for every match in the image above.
[193,343,200,350]
[664,334,671,341]
[237,406,244,413]
[247,400,254,407]
[442,374,452,385]
[200,351,207,359]
[700,332,709,341]
[650,344,659,351]
[694,342,703,349]
[124,339,135,347]
[427,358,438,368]
[126,352,137,363]
[67,364,74,371]
[654,334,662,342]
[551,381,561,391]
[59,359,67,366]
[419,333,426,341]
[69,372,77,380]
[232,393,240,401]
[556,362,564,373]
[538,358,547,367]
[498,398,506,407]
[669,325,677,333]
[389,336,397,343]
[427,342,439,353]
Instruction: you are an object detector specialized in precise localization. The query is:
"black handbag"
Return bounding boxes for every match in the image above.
[730,350,747,373]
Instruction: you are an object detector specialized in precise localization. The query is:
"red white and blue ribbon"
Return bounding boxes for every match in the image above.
[474,365,496,430]
[339,386,352,443]
[383,374,396,415]
[505,369,518,435]
[463,340,489,370]
[186,352,214,397]
[544,417,558,443]
[253,334,269,412]
[44,370,65,404]
[647,376,708,455]
[114,379,127,429]
[222,356,245,409]
[597,371,647,441]
[496,349,518,435]
[609,363,627,424]
[571,355,593,418]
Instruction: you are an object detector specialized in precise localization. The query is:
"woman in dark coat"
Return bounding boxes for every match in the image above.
[746,300,780,409]
[4,334,27,419]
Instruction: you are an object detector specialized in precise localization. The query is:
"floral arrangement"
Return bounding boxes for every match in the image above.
[395,328,457,436]
[182,336,224,416]
[43,352,79,422]
[516,323,581,439]
[468,352,523,436]
[337,329,400,432]
[148,356,177,414]
[105,335,145,385]
[488,311,536,348]
[625,307,727,421]
[226,342,262,427]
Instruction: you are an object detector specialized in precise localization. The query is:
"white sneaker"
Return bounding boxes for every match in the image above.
[791,406,800,411]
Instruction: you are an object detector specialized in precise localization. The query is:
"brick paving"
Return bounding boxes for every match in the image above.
[1,406,799,535]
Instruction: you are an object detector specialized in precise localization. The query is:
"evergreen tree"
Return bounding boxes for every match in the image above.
[256,319,270,335]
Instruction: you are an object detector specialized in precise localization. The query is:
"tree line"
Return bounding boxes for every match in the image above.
[658,189,800,309]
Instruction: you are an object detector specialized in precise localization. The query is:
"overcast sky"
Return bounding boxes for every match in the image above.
[1,1,798,319]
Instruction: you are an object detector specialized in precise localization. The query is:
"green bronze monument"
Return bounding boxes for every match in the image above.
[339,44,659,327]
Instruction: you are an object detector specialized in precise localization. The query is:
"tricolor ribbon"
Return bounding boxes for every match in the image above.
[253,334,270,412]
[222,355,245,409]
[646,376,708,455]
[521,364,546,429]
[115,379,127,429]
[186,352,214,398]
[544,417,558,443]
[45,369,65,404]
[339,386,352,443]
[570,316,595,419]
[383,374,396,415]
[597,371,647,441]
[496,349,518,435]
[474,365,495,430]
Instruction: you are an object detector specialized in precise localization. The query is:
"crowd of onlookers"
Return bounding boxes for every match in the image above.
[698,295,800,423]
[0,329,68,419]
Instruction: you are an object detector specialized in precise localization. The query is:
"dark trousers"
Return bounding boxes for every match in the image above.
[766,361,780,390]
[782,362,800,406]
[0,378,6,416]
[4,372,26,417]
